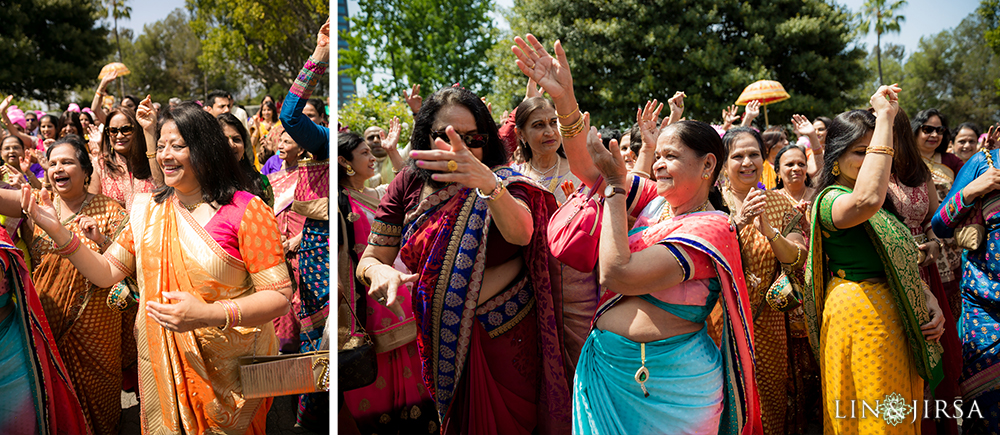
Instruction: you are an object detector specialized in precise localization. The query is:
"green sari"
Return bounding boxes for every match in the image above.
[803,185,943,390]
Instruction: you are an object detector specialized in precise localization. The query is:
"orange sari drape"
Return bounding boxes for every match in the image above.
[105,192,291,434]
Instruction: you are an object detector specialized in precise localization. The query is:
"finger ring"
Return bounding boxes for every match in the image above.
[377,297,386,303]
[447,160,458,172]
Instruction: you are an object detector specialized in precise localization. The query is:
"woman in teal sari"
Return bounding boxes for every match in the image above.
[803,85,946,434]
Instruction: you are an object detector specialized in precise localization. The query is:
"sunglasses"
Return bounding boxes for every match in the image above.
[919,125,946,135]
[430,130,488,148]
[107,125,135,136]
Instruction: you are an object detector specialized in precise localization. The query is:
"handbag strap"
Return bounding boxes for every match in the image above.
[587,175,605,199]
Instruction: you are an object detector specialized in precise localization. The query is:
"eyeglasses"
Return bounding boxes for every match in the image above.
[107,125,134,136]
[430,130,488,148]
[919,125,946,135]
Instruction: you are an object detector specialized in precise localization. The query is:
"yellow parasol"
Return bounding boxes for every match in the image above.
[98,62,131,80]
[735,80,790,126]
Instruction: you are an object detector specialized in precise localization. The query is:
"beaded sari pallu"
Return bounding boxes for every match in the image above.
[104,193,289,434]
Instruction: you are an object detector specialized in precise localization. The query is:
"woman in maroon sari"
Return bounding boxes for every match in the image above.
[357,86,572,434]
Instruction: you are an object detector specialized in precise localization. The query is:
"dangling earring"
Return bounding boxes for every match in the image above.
[345,164,356,176]
[832,161,840,176]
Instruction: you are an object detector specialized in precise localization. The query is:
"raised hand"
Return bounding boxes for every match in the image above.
[380,116,402,150]
[410,125,497,192]
[983,124,1000,151]
[136,95,157,132]
[742,100,761,126]
[637,100,665,148]
[20,184,60,234]
[584,114,628,185]
[317,17,330,47]
[667,91,686,124]
[723,105,741,125]
[403,84,422,114]
[98,70,118,92]
[525,78,543,99]
[870,84,901,119]
[512,34,574,100]
[0,95,13,115]
[791,114,815,136]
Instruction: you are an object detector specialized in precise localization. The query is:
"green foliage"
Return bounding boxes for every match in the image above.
[901,13,1000,126]
[338,95,415,147]
[492,0,866,129]
[187,0,328,92]
[980,0,1000,56]
[858,0,907,85]
[0,0,112,102]
[847,43,906,104]
[121,9,240,103]
[341,0,499,98]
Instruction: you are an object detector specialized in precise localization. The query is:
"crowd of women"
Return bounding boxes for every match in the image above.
[0,20,332,435]
[338,32,1000,435]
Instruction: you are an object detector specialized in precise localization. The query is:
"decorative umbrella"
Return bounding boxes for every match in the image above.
[735,80,790,126]
[98,62,131,80]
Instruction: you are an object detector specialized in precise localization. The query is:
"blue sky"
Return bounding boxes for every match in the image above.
[120,0,187,33]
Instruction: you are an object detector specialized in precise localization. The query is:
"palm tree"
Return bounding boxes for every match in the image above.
[859,0,907,85]
[106,0,131,96]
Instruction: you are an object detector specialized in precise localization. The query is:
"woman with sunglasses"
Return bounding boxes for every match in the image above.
[90,101,163,212]
[357,85,572,434]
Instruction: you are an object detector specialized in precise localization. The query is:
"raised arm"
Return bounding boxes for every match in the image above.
[279,18,330,159]
[136,95,164,186]
[0,96,34,151]
[829,85,900,230]
[792,114,824,177]
[631,100,667,179]
[741,100,760,128]
[91,71,118,125]
[513,34,601,187]
[379,116,406,170]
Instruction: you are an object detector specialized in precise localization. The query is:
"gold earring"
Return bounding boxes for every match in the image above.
[702,172,710,179]
[832,161,840,176]
[345,164,356,176]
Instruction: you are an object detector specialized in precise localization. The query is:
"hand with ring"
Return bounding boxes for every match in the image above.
[365,263,418,318]
[409,126,498,193]
[733,188,767,228]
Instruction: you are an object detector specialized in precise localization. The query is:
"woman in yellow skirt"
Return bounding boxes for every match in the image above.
[802,85,947,434]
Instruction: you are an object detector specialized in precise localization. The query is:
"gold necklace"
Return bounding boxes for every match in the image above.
[660,199,710,221]
[183,201,202,212]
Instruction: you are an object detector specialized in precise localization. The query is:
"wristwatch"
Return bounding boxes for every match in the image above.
[604,185,626,198]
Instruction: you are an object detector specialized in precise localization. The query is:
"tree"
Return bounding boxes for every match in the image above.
[187,0,328,93]
[901,13,1000,127]
[980,0,1000,56]
[338,95,414,146]
[492,0,866,129]
[858,0,907,86]
[0,0,112,103]
[121,9,240,103]
[105,0,131,97]
[340,0,499,99]
[847,43,906,106]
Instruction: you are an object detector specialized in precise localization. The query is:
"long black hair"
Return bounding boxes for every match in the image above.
[773,143,812,189]
[100,108,153,180]
[217,112,267,201]
[911,108,951,154]
[891,108,930,188]
[153,102,248,205]
[663,120,729,212]
[817,110,899,217]
[58,111,84,139]
[408,87,507,185]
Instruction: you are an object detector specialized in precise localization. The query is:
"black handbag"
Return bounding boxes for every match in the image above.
[338,289,378,391]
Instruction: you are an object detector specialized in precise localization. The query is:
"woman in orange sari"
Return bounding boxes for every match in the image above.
[19,103,294,434]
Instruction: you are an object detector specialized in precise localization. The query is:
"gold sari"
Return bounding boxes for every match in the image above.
[105,192,291,434]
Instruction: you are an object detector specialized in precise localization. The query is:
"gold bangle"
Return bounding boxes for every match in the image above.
[559,112,586,138]
[146,152,156,159]
[358,262,376,287]
[557,104,579,119]
[768,228,781,243]
[865,145,895,157]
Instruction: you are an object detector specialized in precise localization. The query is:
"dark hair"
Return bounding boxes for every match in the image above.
[45,134,94,184]
[955,122,982,139]
[259,100,278,124]
[79,111,93,124]
[663,120,729,212]
[39,114,61,139]
[408,87,507,185]
[815,116,833,130]
[761,126,787,162]
[891,108,930,188]
[122,95,141,109]
[773,144,812,189]
[911,108,951,154]
[627,123,642,157]
[24,112,37,121]
[722,126,766,156]
[514,97,565,161]
[58,111,84,139]
[206,90,229,108]
[153,103,247,205]
[1,134,24,151]
[100,108,152,180]
[339,131,365,179]
[599,128,621,150]
[217,112,267,200]
[306,98,327,121]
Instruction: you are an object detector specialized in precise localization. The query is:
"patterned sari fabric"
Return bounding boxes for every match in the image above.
[30,194,128,435]
[267,166,306,352]
[805,186,945,434]
[371,166,572,434]
[94,153,156,212]
[931,148,1000,433]
[103,192,290,434]
[728,190,807,434]
[924,153,965,320]
[338,185,436,434]
[0,230,90,435]
[576,211,761,435]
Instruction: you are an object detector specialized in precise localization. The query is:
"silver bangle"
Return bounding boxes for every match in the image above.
[475,173,505,200]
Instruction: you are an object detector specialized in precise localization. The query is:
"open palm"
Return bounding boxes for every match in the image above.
[512,34,574,100]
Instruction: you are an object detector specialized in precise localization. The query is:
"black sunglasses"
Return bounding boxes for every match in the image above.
[430,130,488,148]
[107,125,135,136]
[919,125,946,135]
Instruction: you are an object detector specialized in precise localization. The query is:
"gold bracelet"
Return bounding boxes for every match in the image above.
[559,112,586,138]
[768,228,781,243]
[358,262,376,287]
[557,104,579,119]
[865,145,895,157]
[146,151,156,159]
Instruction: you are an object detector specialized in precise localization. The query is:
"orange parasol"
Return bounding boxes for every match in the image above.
[735,80,790,126]
[98,62,131,80]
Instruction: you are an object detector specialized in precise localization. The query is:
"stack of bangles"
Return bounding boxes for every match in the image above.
[55,234,82,257]
[217,299,243,330]
[866,145,894,156]
[558,105,586,138]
